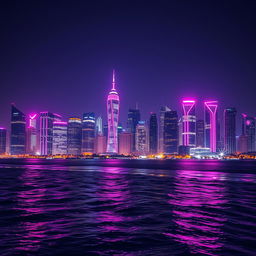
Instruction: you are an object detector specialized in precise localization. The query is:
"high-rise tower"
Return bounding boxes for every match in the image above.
[149,113,158,154]
[204,101,218,152]
[106,70,120,154]
[182,100,196,147]
[224,108,237,154]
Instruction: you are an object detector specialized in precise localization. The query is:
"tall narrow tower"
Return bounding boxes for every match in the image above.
[107,70,120,153]
[204,101,218,152]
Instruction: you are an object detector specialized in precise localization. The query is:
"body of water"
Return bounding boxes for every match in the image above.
[0,159,255,255]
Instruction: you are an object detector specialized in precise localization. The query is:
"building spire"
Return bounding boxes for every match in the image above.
[112,69,115,90]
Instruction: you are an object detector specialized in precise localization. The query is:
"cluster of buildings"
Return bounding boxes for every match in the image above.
[0,71,255,158]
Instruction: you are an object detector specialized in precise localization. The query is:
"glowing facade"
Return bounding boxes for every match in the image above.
[204,101,218,152]
[52,121,68,155]
[27,113,39,155]
[135,121,149,155]
[182,100,196,147]
[67,118,82,155]
[106,70,120,154]
[82,112,95,153]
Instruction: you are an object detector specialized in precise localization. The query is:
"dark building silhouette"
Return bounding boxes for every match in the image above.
[149,113,158,154]
[0,128,7,154]
[10,105,26,155]
[196,120,204,147]
[67,118,82,155]
[164,110,178,154]
[127,108,140,152]
[224,108,237,154]
[82,112,95,153]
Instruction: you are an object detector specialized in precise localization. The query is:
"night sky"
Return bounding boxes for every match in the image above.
[1,1,256,131]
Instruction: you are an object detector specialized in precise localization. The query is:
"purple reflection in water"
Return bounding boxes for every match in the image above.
[165,170,228,256]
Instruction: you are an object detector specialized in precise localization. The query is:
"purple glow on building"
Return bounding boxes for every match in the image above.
[106,70,120,154]
[28,113,37,128]
[182,99,196,146]
[204,101,218,152]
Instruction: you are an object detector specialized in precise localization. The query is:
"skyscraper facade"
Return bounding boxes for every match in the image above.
[182,100,196,147]
[242,114,256,152]
[163,110,178,154]
[196,120,204,147]
[135,121,149,155]
[39,112,61,155]
[67,117,82,155]
[10,105,26,155]
[158,106,171,153]
[127,108,140,152]
[224,108,237,154]
[204,101,218,152]
[0,128,7,154]
[95,134,107,154]
[82,112,95,153]
[27,113,39,155]
[52,121,68,155]
[119,132,133,155]
[96,116,103,135]
[107,70,120,154]
[149,113,158,154]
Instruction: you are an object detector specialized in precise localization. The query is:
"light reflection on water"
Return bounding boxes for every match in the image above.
[0,161,255,255]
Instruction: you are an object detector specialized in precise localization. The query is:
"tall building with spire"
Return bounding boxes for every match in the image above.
[106,70,120,154]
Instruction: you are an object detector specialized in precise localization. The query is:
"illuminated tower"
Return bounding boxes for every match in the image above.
[52,121,68,155]
[27,113,39,155]
[149,113,158,154]
[82,112,95,153]
[204,101,218,152]
[67,117,82,155]
[241,114,256,152]
[106,70,120,154]
[182,100,196,147]
[0,128,7,154]
[224,108,237,154]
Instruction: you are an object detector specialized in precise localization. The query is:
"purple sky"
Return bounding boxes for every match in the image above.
[1,1,256,132]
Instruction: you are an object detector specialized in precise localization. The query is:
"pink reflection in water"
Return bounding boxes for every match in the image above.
[166,170,228,256]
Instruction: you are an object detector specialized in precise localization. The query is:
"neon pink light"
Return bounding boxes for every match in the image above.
[182,100,196,146]
[112,69,115,90]
[29,114,37,120]
[53,121,67,125]
[0,127,6,130]
[204,101,218,152]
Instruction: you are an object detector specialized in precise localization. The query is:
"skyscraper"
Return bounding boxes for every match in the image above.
[27,113,39,155]
[95,134,107,154]
[224,108,237,154]
[204,101,218,152]
[67,117,82,155]
[52,121,68,155]
[127,108,140,152]
[158,106,171,153]
[107,70,120,154]
[119,132,133,155]
[241,114,256,152]
[39,112,61,155]
[164,110,178,154]
[0,128,7,154]
[149,113,158,154]
[182,100,196,147]
[10,104,26,155]
[82,112,95,153]
[135,121,149,155]
[196,120,204,147]
[96,116,103,135]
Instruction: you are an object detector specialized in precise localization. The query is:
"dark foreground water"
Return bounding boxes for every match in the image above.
[0,160,256,256]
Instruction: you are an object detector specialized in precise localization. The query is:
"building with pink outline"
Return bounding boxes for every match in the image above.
[182,100,196,147]
[204,101,218,152]
[106,70,120,154]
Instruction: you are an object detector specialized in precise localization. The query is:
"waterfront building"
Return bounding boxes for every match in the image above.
[190,147,211,157]
[0,128,7,154]
[135,121,149,155]
[182,100,196,147]
[67,117,82,155]
[238,134,248,153]
[178,118,183,146]
[82,112,95,153]
[52,121,67,155]
[158,106,171,153]
[119,132,133,155]
[224,108,237,154]
[39,112,61,155]
[103,124,108,138]
[242,114,256,152]
[10,104,26,155]
[196,120,204,147]
[149,113,158,154]
[95,134,107,154]
[96,116,103,135]
[107,70,120,154]
[163,110,178,154]
[127,108,140,152]
[26,113,39,155]
[204,101,218,152]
